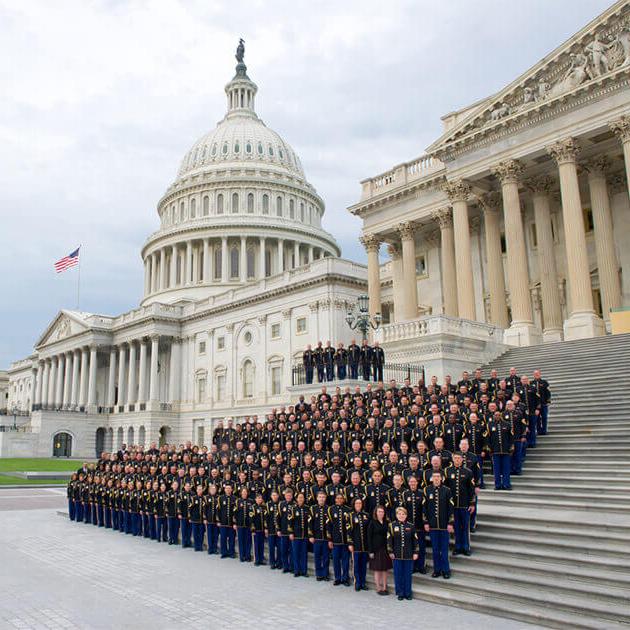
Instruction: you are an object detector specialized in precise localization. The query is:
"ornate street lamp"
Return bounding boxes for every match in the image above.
[346,294,381,342]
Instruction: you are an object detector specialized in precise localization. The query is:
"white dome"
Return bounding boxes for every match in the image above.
[177,115,305,180]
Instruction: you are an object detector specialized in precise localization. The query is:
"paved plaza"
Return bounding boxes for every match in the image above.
[0,487,535,630]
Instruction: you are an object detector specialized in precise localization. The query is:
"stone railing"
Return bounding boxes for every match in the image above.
[376,314,503,344]
[116,302,183,325]
[359,154,444,201]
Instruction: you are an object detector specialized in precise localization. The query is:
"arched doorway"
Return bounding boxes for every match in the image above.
[138,425,146,447]
[53,432,72,458]
[127,426,135,446]
[95,428,105,458]
[117,427,124,449]
[159,425,172,447]
[106,427,114,451]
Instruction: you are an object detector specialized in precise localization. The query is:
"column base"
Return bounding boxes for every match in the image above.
[542,328,564,343]
[563,312,606,340]
[503,322,543,347]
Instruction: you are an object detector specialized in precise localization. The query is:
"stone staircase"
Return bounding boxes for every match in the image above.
[404,333,630,628]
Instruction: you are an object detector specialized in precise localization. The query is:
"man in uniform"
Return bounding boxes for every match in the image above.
[323,341,336,382]
[189,485,205,552]
[265,489,281,569]
[372,341,385,383]
[327,493,351,586]
[445,452,475,556]
[314,341,325,383]
[218,483,236,558]
[532,369,551,436]
[347,339,361,380]
[303,344,315,384]
[360,339,372,381]
[309,490,331,581]
[486,411,514,491]
[335,342,348,380]
[423,471,454,579]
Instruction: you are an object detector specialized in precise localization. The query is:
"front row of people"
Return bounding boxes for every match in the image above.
[68,469,456,601]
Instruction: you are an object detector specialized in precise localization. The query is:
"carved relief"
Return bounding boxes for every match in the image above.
[492,159,524,185]
[610,115,630,142]
[443,180,471,203]
[477,191,502,213]
[546,138,580,165]
[359,234,381,253]
[524,175,555,195]
[397,221,416,241]
[54,316,71,341]
[431,207,453,229]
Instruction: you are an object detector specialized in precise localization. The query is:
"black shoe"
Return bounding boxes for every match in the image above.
[397,596,404,601]
[470,526,476,533]
[260,562,267,566]
[463,550,472,556]
[294,574,300,578]
[282,569,290,574]
[361,585,368,591]
[316,577,323,582]
[333,580,341,586]
[452,550,461,556]
[405,595,412,600]
[504,486,513,491]
[323,576,330,582]
[355,585,360,591]
[431,571,440,578]
[418,566,427,574]
[443,572,451,579]
[343,580,351,587]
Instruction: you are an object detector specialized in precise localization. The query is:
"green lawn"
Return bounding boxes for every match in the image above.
[0,476,69,486]
[0,458,93,473]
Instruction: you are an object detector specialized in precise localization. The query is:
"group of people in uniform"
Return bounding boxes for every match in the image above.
[302,340,386,383]
[66,366,550,601]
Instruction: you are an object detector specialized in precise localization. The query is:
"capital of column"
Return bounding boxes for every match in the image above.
[89,343,98,352]
[431,207,453,229]
[387,242,401,260]
[546,137,580,165]
[443,180,471,203]
[359,234,381,253]
[492,159,524,185]
[476,191,503,214]
[308,301,319,313]
[524,175,555,196]
[609,116,630,143]
[397,221,416,242]
[150,334,160,343]
[581,155,611,179]
[282,309,292,320]
[257,314,268,325]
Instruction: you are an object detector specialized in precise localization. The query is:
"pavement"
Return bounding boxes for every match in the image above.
[0,487,536,630]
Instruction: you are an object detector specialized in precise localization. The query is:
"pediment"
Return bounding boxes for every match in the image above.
[36,310,92,348]
[427,1,630,159]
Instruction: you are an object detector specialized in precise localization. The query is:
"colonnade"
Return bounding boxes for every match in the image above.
[363,120,628,342]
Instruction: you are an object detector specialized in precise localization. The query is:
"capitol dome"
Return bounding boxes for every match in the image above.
[140,50,340,306]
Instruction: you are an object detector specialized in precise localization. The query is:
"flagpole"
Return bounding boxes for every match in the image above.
[76,245,81,310]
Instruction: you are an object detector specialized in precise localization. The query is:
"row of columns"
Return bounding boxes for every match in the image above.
[363,120,628,341]
[144,237,328,295]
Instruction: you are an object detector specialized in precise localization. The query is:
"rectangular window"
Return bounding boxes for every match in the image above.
[500,234,507,254]
[271,323,281,339]
[271,366,282,396]
[583,207,594,233]
[296,317,307,334]
[198,341,206,355]
[415,254,427,277]
[529,223,538,249]
[217,374,226,401]
[217,336,225,350]
[197,378,206,403]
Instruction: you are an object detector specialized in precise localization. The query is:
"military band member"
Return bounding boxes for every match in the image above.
[265,489,281,569]
[234,487,253,562]
[203,484,220,555]
[327,493,351,586]
[289,492,309,577]
[250,493,267,566]
[349,498,370,591]
[324,341,336,382]
[387,506,419,601]
[423,472,454,579]
[532,369,551,436]
[445,453,475,556]
[335,342,348,380]
[314,342,325,383]
[178,481,192,548]
[278,487,295,573]
[308,491,331,581]
[347,339,361,380]
[403,476,426,574]
[166,480,180,545]
[486,412,514,491]
[155,481,168,543]
[303,344,315,384]
[218,483,236,558]
[67,474,77,521]
[190,485,205,552]
[372,341,385,383]
[360,340,372,381]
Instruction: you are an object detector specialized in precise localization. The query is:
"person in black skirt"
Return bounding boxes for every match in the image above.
[367,505,392,595]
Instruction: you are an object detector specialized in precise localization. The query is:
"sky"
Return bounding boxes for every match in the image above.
[0,0,613,367]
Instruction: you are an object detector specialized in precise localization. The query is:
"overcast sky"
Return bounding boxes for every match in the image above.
[0,0,613,367]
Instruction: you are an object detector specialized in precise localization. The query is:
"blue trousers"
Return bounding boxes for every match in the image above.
[414,532,426,571]
[68,500,75,521]
[305,366,314,384]
[470,495,478,529]
[313,540,330,578]
[105,507,112,528]
[84,503,91,524]
[349,363,359,379]
[511,440,525,474]
[75,501,83,522]
[492,454,512,489]
[332,545,349,582]
[253,531,266,564]
[220,526,235,558]
[97,505,104,527]
[292,539,308,575]
[149,514,157,539]
[361,363,370,380]
[538,406,549,435]
[192,522,205,551]
[237,527,252,561]
[337,365,347,380]
[393,559,413,597]
[112,508,119,530]
[268,534,280,568]
[143,514,151,538]
[125,511,133,534]
[373,365,383,382]
[156,517,167,542]
[133,513,142,536]
[454,508,471,552]
[167,516,179,544]
[429,530,450,574]
[117,509,124,532]
[325,363,334,381]
[206,524,219,554]
[279,535,293,571]
[527,414,538,447]
[353,551,368,588]
[92,504,98,525]
[181,519,192,547]
[316,366,325,382]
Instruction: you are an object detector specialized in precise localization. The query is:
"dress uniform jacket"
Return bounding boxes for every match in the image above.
[234,498,252,528]
[218,494,236,526]
[349,511,370,551]
[326,505,351,544]
[386,520,418,560]
[278,500,294,535]
[486,419,514,455]
[422,485,454,530]
[443,423,466,453]
[249,503,266,532]
[265,500,280,535]
[308,504,329,540]
[165,490,178,517]
[188,495,204,523]
[365,482,390,514]
[444,465,476,508]
[402,488,424,530]
[290,504,309,539]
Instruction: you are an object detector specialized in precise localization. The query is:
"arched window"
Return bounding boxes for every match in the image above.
[262,194,269,215]
[276,196,283,217]
[279,148,284,159]
[265,249,271,277]
[214,248,222,280]
[190,198,196,218]
[222,142,228,155]
[217,194,224,214]
[203,196,209,215]
[247,192,254,213]
[246,142,252,154]
[171,204,176,224]
[258,143,263,155]
[269,145,274,157]
[234,142,240,154]
[243,360,254,398]
[289,199,295,219]
[300,202,305,222]
[211,143,217,156]
[232,193,239,214]
[230,246,239,279]
[180,201,185,220]
[247,248,255,279]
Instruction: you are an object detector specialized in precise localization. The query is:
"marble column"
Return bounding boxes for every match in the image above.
[62,352,72,408]
[388,243,403,323]
[610,116,630,200]
[185,241,193,285]
[432,208,458,317]
[170,245,177,287]
[259,237,266,279]
[149,335,160,402]
[478,192,509,329]
[41,360,50,408]
[78,347,89,408]
[107,347,117,408]
[526,176,563,342]
[360,234,382,317]
[117,344,127,407]
[584,156,622,322]
[293,241,300,268]
[55,354,65,409]
[127,341,137,406]
[444,180,476,320]
[203,239,210,282]
[192,242,199,283]
[398,222,419,320]
[48,356,58,408]
[144,259,150,295]
[35,361,44,408]
[138,338,148,404]
[276,238,284,274]
[547,138,605,339]
[308,245,314,263]
[221,237,228,282]
[70,350,80,408]
[169,337,181,403]
[160,248,167,290]
[87,345,98,408]
[241,236,248,281]
[492,160,540,345]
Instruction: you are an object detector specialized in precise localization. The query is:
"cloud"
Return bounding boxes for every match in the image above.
[0,0,613,366]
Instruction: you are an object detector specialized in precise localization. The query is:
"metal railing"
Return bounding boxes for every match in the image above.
[291,362,424,386]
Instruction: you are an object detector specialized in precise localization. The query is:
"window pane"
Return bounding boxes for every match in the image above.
[247,193,254,213]
[217,194,224,214]
[247,249,255,279]
[214,249,222,279]
[232,193,239,213]
[230,247,239,278]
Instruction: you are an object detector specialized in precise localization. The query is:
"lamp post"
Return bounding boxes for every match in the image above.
[345,294,381,342]
[12,406,17,430]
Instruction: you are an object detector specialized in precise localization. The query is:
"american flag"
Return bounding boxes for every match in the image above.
[54,247,80,273]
